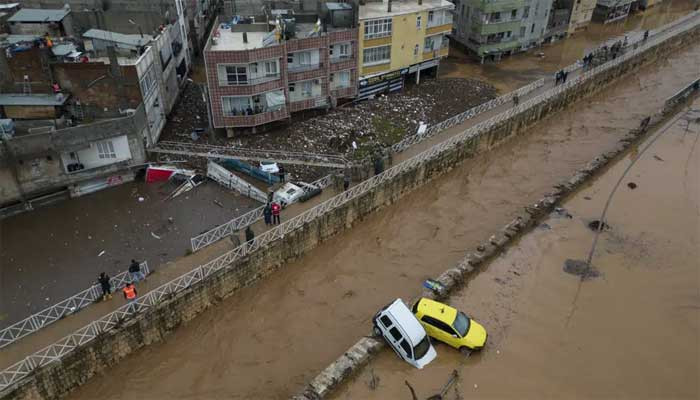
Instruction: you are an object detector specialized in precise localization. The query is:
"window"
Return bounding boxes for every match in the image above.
[364,18,392,39]
[414,336,431,359]
[225,65,248,85]
[362,45,391,65]
[222,96,252,116]
[452,312,471,337]
[399,340,412,358]
[428,10,434,24]
[380,315,392,328]
[511,9,517,19]
[414,44,419,55]
[424,36,436,51]
[288,83,295,92]
[506,30,512,38]
[416,15,422,28]
[389,327,402,341]
[96,140,116,159]
[421,316,456,335]
[287,53,294,63]
[520,26,526,37]
[332,70,351,88]
[139,65,158,97]
[523,6,530,18]
[264,60,278,76]
[301,81,313,97]
[531,23,535,33]
[461,5,465,18]
[491,11,500,22]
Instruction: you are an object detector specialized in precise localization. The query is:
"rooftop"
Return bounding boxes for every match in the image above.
[210,29,270,51]
[0,3,20,10]
[0,94,69,106]
[0,34,40,46]
[359,0,454,20]
[8,8,70,23]
[83,29,153,48]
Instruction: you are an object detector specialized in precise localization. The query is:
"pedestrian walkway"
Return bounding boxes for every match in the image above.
[2,11,697,387]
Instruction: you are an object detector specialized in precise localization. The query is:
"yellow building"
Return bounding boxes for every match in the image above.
[357,0,454,99]
[568,0,597,34]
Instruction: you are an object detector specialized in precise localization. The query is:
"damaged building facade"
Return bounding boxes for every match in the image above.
[204,1,359,135]
[0,7,190,216]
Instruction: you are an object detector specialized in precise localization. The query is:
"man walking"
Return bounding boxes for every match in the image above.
[98,272,112,301]
[263,203,272,225]
[122,282,137,303]
[271,201,281,225]
[129,259,145,282]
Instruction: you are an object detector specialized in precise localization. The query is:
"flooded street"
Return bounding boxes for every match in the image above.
[66,40,700,400]
[0,181,258,327]
[441,0,698,92]
[332,98,700,400]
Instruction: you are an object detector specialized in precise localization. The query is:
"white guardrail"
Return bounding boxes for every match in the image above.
[0,262,149,349]
[1,11,698,392]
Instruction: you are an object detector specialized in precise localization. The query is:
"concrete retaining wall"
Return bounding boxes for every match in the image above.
[2,18,699,400]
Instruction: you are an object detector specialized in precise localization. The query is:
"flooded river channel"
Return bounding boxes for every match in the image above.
[66,39,700,400]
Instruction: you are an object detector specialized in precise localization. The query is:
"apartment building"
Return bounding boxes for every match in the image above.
[204,3,359,135]
[451,0,553,62]
[357,0,453,99]
[568,0,596,33]
[593,0,635,24]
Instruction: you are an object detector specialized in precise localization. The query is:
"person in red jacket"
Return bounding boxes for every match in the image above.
[271,202,281,225]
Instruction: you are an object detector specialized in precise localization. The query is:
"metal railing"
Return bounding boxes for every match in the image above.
[149,141,348,168]
[189,173,335,252]
[0,262,149,349]
[2,12,698,393]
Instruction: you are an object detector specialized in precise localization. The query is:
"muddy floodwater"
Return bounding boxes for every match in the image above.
[441,0,698,92]
[0,181,258,327]
[332,97,700,400]
[65,38,700,400]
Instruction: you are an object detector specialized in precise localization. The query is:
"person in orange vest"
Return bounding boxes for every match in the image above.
[122,282,137,303]
[271,201,281,225]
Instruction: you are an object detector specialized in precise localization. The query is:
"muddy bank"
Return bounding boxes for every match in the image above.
[60,41,700,400]
[330,98,699,400]
[0,180,258,327]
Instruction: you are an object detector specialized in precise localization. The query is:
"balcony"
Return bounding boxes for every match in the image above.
[287,63,322,73]
[330,55,353,64]
[221,107,289,127]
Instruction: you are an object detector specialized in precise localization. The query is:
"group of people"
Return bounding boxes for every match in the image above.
[263,201,282,226]
[555,69,569,85]
[96,259,145,303]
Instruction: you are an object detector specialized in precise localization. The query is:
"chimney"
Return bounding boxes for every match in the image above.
[243,31,248,43]
[387,0,392,13]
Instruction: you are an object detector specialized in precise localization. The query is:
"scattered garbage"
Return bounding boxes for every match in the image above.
[138,197,145,202]
[627,182,637,189]
[588,220,610,231]
[151,232,162,240]
[563,259,600,279]
[97,250,105,257]
[423,279,446,293]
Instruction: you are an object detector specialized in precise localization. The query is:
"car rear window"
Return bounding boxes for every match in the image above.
[389,327,402,341]
[380,315,392,328]
[414,336,431,359]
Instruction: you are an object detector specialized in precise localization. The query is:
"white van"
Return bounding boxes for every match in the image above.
[372,298,437,369]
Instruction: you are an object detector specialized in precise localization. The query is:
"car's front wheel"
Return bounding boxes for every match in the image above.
[459,346,472,356]
[372,325,382,338]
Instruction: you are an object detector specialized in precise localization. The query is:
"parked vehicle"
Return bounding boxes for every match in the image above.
[259,161,280,174]
[273,181,322,207]
[412,298,487,353]
[373,299,437,369]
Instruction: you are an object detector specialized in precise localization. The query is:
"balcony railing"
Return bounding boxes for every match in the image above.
[330,55,352,63]
[226,74,281,86]
[222,107,289,126]
[287,63,321,73]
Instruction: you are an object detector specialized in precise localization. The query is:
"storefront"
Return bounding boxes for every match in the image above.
[357,68,409,100]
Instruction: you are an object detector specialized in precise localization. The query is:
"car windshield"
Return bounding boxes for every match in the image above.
[453,311,470,337]
[413,336,431,359]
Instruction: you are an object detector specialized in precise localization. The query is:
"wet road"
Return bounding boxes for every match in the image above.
[66,41,700,400]
[0,181,259,327]
[331,97,700,400]
[441,0,698,92]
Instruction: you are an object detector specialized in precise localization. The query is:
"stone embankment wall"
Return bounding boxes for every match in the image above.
[2,17,699,400]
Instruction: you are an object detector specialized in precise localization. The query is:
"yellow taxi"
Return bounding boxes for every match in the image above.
[412,298,487,353]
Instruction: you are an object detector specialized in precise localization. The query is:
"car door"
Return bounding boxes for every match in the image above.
[421,316,459,346]
[378,314,405,360]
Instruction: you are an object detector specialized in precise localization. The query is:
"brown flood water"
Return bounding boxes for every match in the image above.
[332,97,700,400]
[440,0,698,92]
[68,43,700,400]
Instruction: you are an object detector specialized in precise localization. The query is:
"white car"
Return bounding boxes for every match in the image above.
[272,182,305,207]
[373,298,437,369]
[259,161,280,174]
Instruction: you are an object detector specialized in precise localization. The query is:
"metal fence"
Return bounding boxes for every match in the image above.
[2,12,698,393]
[189,174,335,252]
[0,262,149,350]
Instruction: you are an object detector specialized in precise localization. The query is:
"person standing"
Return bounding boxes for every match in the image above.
[343,175,350,191]
[562,70,568,83]
[271,202,281,225]
[122,282,137,303]
[129,259,145,282]
[512,93,519,106]
[98,272,112,301]
[245,225,255,242]
[263,203,272,225]
[278,165,286,183]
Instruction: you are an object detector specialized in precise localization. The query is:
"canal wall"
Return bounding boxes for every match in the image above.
[2,14,699,400]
